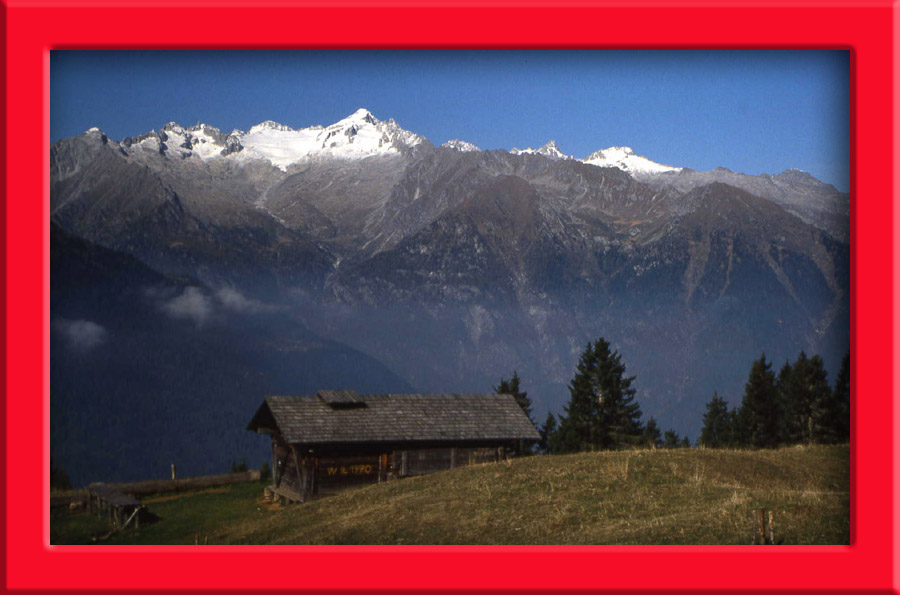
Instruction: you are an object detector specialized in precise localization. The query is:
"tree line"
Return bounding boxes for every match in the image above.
[495,338,690,454]
[494,338,850,455]
[699,351,850,448]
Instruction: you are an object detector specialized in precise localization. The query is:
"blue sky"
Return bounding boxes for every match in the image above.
[51,51,850,191]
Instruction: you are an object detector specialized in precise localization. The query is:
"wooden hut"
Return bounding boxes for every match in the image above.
[247,390,541,502]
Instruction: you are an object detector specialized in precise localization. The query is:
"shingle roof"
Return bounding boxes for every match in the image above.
[316,389,365,405]
[248,392,541,444]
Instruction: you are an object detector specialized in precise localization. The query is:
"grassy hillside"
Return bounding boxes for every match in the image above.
[52,444,849,545]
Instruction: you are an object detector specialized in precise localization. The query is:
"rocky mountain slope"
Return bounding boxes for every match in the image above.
[50,109,850,476]
[51,222,411,484]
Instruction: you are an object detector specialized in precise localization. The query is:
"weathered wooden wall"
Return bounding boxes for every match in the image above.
[278,449,312,500]
[315,455,381,495]
[395,447,504,477]
[270,438,513,501]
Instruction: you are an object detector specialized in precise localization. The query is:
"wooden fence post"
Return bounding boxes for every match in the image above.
[752,508,775,544]
[758,508,767,545]
[752,509,759,544]
[272,442,278,489]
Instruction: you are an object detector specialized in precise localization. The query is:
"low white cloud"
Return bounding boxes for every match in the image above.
[53,319,108,352]
[163,287,212,326]
[215,287,274,314]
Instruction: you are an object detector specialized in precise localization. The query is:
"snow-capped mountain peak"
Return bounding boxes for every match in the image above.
[581,146,681,175]
[336,108,378,126]
[147,121,229,159]
[231,109,425,170]
[101,110,686,178]
[248,120,296,134]
[537,140,570,159]
[442,139,480,152]
[113,109,425,171]
[511,140,572,160]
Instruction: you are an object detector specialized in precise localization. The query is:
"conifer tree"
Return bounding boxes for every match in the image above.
[700,392,731,448]
[776,357,802,443]
[539,412,557,454]
[494,371,535,455]
[663,429,681,449]
[729,407,750,447]
[643,417,662,449]
[554,338,643,452]
[50,458,72,491]
[549,413,582,454]
[781,352,821,444]
[494,370,533,423]
[832,352,850,443]
[807,355,840,443]
[738,354,783,448]
[680,436,691,448]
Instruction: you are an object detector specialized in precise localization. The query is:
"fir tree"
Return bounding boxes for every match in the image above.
[554,338,644,452]
[781,352,820,444]
[663,429,681,449]
[549,415,581,454]
[776,357,802,443]
[738,354,783,448]
[50,458,72,491]
[494,371,533,423]
[680,436,691,448]
[494,371,536,454]
[643,417,662,449]
[807,355,840,443]
[832,352,850,443]
[539,412,557,454]
[700,392,731,448]
[730,406,750,447]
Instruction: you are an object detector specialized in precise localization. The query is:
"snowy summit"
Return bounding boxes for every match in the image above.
[118,108,425,171]
[91,109,683,180]
[582,146,681,175]
[511,140,572,160]
[442,139,481,152]
[236,108,425,169]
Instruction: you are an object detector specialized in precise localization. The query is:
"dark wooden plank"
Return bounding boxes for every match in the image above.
[88,485,141,508]
[290,445,306,502]
[271,485,303,503]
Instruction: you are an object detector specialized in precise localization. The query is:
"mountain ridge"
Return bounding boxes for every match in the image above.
[75,109,845,195]
[50,111,850,474]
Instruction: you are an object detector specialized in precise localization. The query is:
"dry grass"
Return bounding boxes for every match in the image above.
[215,444,848,545]
[52,445,848,545]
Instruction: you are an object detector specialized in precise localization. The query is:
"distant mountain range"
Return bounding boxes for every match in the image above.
[50,109,849,485]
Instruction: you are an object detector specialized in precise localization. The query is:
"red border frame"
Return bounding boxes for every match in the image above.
[4,1,896,593]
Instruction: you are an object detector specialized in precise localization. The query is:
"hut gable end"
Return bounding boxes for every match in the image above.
[246,400,278,435]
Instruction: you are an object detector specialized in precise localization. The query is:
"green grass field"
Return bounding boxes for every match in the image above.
[51,444,849,545]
